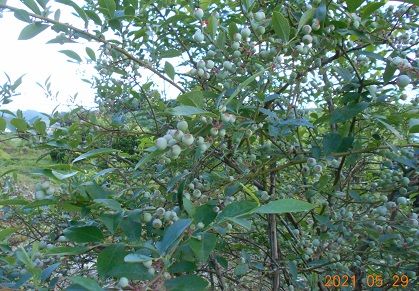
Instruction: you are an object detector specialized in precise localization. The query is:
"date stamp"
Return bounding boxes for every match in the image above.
[323,274,410,288]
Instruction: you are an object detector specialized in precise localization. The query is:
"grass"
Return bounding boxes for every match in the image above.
[0,135,52,188]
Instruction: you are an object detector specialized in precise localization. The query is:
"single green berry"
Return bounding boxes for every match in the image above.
[118,277,129,288]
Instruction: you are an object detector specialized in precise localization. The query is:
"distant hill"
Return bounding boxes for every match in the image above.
[1,110,50,132]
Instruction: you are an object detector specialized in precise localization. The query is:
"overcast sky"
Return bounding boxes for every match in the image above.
[0,0,97,114]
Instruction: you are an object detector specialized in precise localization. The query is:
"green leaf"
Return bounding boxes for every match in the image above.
[272,11,290,41]
[68,277,103,291]
[330,102,368,123]
[216,201,258,221]
[86,47,96,61]
[193,204,217,226]
[177,90,204,108]
[41,263,60,282]
[124,253,153,263]
[323,133,354,155]
[169,105,210,116]
[0,117,6,131]
[374,117,403,139]
[0,228,15,241]
[255,199,315,214]
[51,170,79,180]
[159,49,182,58]
[33,119,46,134]
[72,148,116,163]
[156,219,191,255]
[165,275,209,291]
[207,13,218,37]
[97,244,151,280]
[297,8,315,34]
[14,9,32,23]
[345,0,365,12]
[59,50,82,62]
[360,1,386,18]
[10,118,28,131]
[21,0,42,15]
[225,68,265,105]
[383,62,397,83]
[119,210,142,240]
[98,0,116,17]
[408,118,419,133]
[164,61,175,80]
[55,0,88,25]
[93,199,122,212]
[63,225,104,243]
[189,233,217,262]
[44,246,89,256]
[18,23,49,40]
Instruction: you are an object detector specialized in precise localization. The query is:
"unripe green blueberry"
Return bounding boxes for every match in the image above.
[302,24,312,35]
[312,19,320,31]
[194,8,204,19]
[147,267,155,276]
[155,137,167,150]
[302,34,313,44]
[233,50,241,58]
[155,207,165,217]
[233,33,242,41]
[376,206,388,216]
[193,189,202,198]
[193,30,205,42]
[197,222,205,229]
[118,277,129,288]
[143,212,152,222]
[173,130,185,141]
[307,157,316,166]
[223,61,233,70]
[171,145,181,157]
[257,26,265,34]
[218,129,226,137]
[152,218,162,228]
[397,75,411,88]
[254,11,265,21]
[198,143,208,152]
[313,165,323,173]
[206,60,214,69]
[197,136,205,145]
[197,60,206,69]
[241,27,251,38]
[182,133,194,146]
[401,177,410,186]
[210,127,219,136]
[197,68,205,77]
[397,197,408,205]
[231,42,240,50]
[177,120,188,131]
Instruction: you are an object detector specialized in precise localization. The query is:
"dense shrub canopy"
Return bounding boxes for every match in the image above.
[0,0,418,290]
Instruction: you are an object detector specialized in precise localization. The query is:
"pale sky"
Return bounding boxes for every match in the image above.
[0,0,98,113]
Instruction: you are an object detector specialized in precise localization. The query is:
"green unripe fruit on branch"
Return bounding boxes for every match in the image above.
[152,218,162,228]
[254,11,265,21]
[241,27,251,38]
[182,133,194,146]
[143,212,152,222]
[302,24,312,35]
[118,277,129,288]
[193,30,205,42]
[177,120,188,131]
[156,137,168,150]
[194,8,204,19]
[397,75,411,88]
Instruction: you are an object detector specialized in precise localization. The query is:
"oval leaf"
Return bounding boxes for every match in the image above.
[255,199,315,214]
